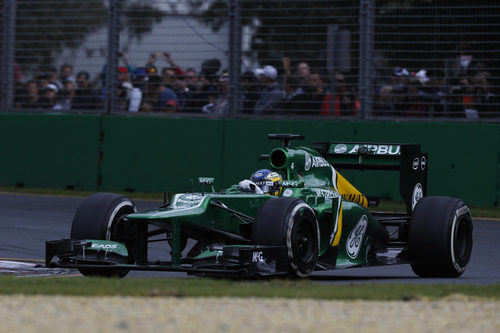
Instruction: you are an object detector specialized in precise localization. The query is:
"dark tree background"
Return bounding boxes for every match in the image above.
[198,0,499,81]
[1,0,107,67]
[0,0,165,69]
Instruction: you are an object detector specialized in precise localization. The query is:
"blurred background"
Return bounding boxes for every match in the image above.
[1,0,498,120]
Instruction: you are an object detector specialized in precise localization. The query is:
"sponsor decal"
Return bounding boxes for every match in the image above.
[176,198,195,205]
[304,154,312,171]
[304,154,330,171]
[413,157,420,170]
[334,144,348,154]
[312,188,339,199]
[255,180,273,187]
[311,156,330,168]
[346,144,401,156]
[420,156,427,170]
[411,183,423,210]
[346,215,368,259]
[173,193,205,208]
[184,194,203,200]
[282,180,300,187]
[252,251,264,263]
[455,205,469,217]
[90,243,118,250]
[282,189,293,197]
[198,177,214,185]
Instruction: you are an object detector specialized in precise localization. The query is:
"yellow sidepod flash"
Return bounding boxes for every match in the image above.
[335,171,368,208]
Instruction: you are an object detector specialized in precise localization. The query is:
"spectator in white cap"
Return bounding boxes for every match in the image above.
[391,66,410,116]
[39,83,64,110]
[254,65,282,114]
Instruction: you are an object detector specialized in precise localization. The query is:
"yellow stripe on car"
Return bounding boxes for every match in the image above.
[335,171,368,208]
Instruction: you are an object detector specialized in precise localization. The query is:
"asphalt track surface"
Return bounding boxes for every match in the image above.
[1,192,499,284]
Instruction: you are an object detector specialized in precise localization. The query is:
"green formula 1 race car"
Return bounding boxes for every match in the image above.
[46,134,473,278]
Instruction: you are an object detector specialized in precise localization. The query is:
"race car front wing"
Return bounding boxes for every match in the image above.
[45,238,290,278]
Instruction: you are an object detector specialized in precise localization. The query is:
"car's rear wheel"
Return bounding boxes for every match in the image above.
[252,197,319,278]
[71,193,136,278]
[409,196,473,277]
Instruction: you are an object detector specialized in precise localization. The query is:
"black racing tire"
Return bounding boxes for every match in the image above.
[71,193,136,278]
[409,196,473,278]
[252,197,319,278]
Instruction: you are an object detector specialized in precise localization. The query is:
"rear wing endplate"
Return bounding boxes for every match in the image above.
[313,142,428,215]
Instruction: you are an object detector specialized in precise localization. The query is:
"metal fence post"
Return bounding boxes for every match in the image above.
[327,24,339,116]
[106,0,121,114]
[228,0,242,117]
[358,0,374,119]
[1,0,16,111]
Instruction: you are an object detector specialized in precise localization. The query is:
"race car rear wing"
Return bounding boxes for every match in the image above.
[313,141,428,215]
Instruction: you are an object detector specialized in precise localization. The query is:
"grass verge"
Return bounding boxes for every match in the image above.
[0,186,163,201]
[376,200,499,220]
[0,276,499,300]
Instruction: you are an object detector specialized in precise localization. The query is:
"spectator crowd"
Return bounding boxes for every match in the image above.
[374,56,497,119]
[7,50,498,118]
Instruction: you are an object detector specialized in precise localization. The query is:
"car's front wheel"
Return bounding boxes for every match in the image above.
[71,193,136,278]
[409,196,473,277]
[252,197,319,278]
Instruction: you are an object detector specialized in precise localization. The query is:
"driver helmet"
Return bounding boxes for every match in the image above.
[250,169,283,196]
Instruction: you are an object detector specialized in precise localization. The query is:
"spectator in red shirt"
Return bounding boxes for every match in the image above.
[320,72,358,116]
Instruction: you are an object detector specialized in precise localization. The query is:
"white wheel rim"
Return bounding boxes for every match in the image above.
[106,200,135,240]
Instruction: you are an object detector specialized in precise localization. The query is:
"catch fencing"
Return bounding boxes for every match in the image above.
[1,0,499,120]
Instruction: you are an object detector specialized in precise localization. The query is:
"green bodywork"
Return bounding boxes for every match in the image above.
[126,143,390,269]
[45,135,428,276]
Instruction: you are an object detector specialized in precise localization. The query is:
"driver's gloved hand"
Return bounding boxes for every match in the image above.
[238,179,264,194]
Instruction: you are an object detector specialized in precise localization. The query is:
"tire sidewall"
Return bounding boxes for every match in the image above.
[104,199,136,240]
[409,196,473,277]
[70,193,136,278]
[285,201,320,277]
[71,193,136,240]
[448,203,473,274]
[253,197,319,277]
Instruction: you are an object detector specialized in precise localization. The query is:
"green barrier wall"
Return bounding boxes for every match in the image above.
[0,113,498,206]
[99,116,226,192]
[0,113,101,190]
